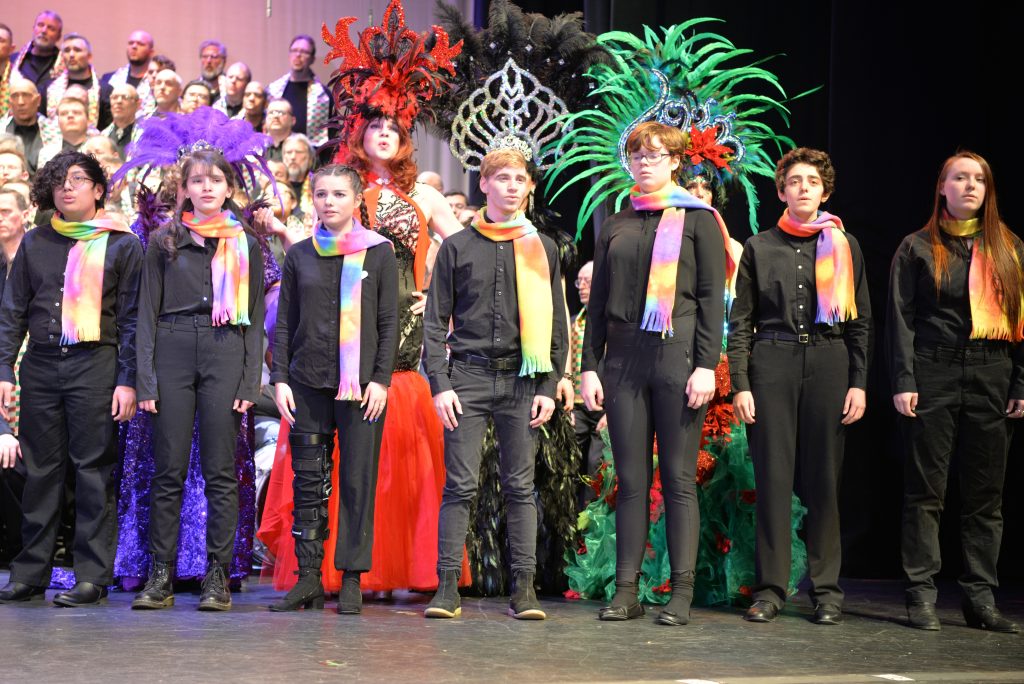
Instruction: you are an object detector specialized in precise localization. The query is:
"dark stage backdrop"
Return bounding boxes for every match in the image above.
[505,0,1023,581]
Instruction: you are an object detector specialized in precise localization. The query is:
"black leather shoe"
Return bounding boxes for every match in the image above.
[744,600,779,623]
[0,581,46,603]
[906,601,940,631]
[813,603,843,625]
[132,559,175,610]
[198,559,231,611]
[598,602,644,621]
[337,572,362,615]
[962,601,1020,634]
[53,582,107,607]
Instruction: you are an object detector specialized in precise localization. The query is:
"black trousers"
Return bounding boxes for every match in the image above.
[437,361,539,575]
[290,380,385,573]
[900,343,1013,606]
[11,345,118,586]
[572,405,605,508]
[148,319,245,567]
[603,326,705,583]
[747,339,848,608]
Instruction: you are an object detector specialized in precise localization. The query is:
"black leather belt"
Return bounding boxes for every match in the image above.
[159,314,214,327]
[450,352,519,372]
[754,331,835,344]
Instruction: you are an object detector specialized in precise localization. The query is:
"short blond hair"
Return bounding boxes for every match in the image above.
[480,149,529,179]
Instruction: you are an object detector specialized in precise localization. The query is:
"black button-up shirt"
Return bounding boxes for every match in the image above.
[0,223,143,387]
[136,226,265,402]
[727,225,872,392]
[270,238,398,391]
[583,206,727,373]
[424,227,568,398]
[887,228,1024,396]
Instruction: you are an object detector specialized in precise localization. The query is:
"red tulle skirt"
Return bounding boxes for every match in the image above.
[258,371,471,592]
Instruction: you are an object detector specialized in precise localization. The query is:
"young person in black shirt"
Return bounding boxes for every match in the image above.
[270,164,397,614]
[887,151,1023,633]
[131,148,265,611]
[423,148,567,620]
[0,151,142,606]
[728,148,870,625]
[581,122,729,625]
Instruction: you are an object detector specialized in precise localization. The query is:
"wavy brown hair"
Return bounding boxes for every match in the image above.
[924,151,1022,332]
[345,117,417,194]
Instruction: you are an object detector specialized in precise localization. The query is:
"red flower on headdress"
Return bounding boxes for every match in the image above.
[686,125,733,171]
[322,0,463,136]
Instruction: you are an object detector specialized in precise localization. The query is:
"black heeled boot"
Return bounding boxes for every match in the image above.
[656,572,694,626]
[599,573,644,621]
[269,568,325,612]
[337,571,362,614]
[132,558,175,609]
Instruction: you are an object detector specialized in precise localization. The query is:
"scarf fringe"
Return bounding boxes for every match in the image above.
[640,309,675,338]
[60,323,100,346]
[519,355,554,378]
[335,381,363,402]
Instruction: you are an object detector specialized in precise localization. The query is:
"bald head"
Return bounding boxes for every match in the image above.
[417,171,444,193]
[127,30,154,67]
[8,77,41,125]
[153,69,182,112]
[110,84,141,126]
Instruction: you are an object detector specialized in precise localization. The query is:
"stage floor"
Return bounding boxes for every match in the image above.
[0,572,1021,683]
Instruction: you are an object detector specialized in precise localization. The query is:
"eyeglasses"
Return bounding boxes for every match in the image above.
[109,94,138,102]
[629,152,671,165]
[266,110,291,118]
[289,48,313,56]
[61,174,94,189]
[574,277,592,288]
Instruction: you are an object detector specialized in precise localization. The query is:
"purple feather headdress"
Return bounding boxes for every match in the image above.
[111,107,277,193]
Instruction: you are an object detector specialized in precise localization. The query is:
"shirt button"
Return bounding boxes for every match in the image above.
[496,337,501,342]
[50,318,56,323]
[497,291,502,296]
[797,265,803,270]
[796,249,801,253]
[799,304,804,310]
[499,245,504,250]
[203,297,208,302]
[55,302,60,307]
[49,334,54,340]
[799,324,805,329]
[798,284,803,289]
[59,287,64,292]
[61,347,68,353]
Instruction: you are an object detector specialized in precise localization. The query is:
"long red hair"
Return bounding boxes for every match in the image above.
[924,151,1022,332]
[342,116,418,194]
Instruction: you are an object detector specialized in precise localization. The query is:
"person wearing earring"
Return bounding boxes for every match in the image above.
[728,148,870,625]
[270,164,398,614]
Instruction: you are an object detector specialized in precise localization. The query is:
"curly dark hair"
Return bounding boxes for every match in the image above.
[311,164,370,227]
[774,147,836,196]
[31,150,108,212]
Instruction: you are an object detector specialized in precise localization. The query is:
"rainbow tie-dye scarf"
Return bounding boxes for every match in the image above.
[776,210,858,324]
[472,209,554,376]
[51,212,132,344]
[940,215,1024,342]
[183,211,251,326]
[313,221,392,400]
[629,184,735,337]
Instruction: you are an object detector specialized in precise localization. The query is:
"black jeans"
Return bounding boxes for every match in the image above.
[11,344,118,586]
[747,338,849,608]
[572,405,605,508]
[290,381,385,573]
[148,318,245,567]
[437,360,539,575]
[900,343,1013,606]
[602,325,705,583]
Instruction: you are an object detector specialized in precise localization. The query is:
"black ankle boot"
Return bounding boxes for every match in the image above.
[132,558,174,610]
[424,569,461,618]
[198,557,231,611]
[269,568,325,612]
[599,573,644,621]
[656,572,694,626]
[508,571,545,620]
[337,572,362,615]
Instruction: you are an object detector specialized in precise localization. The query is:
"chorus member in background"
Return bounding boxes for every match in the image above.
[887,151,1023,634]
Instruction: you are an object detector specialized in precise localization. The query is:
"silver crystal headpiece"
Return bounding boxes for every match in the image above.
[450,58,570,171]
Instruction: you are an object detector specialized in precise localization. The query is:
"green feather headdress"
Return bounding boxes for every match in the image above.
[546,18,810,238]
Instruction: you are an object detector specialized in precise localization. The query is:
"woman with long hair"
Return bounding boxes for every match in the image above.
[888,151,1023,633]
[131,147,265,611]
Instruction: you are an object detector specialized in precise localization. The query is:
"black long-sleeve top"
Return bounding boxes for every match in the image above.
[270,238,398,391]
[0,268,12,437]
[727,226,871,392]
[423,227,567,398]
[583,206,726,373]
[0,223,142,388]
[136,226,265,403]
[887,228,1024,397]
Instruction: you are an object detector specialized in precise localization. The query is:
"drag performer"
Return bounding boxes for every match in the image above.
[423,148,567,620]
[888,151,1023,633]
[729,148,870,625]
[120,110,267,611]
[0,151,142,606]
[259,0,467,598]
[269,165,397,613]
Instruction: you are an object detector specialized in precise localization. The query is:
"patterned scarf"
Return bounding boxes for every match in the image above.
[364,172,431,290]
[312,221,392,400]
[776,209,858,324]
[267,74,330,146]
[46,69,101,127]
[51,212,132,344]
[0,60,10,119]
[940,213,1024,341]
[472,209,554,376]
[12,40,63,82]
[630,183,736,337]
[182,211,251,326]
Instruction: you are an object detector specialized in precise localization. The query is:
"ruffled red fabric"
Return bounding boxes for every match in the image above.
[258,371,471,591]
